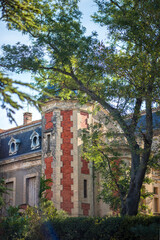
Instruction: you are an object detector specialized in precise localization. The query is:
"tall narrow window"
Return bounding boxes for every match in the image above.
[154,198,159,213]
[154,187,158,195]
[84,179,87,198]
[47,134,51,152]
[5,182,14,207]
[26,177,36,206]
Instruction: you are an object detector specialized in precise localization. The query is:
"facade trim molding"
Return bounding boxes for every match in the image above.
[0,150,41,166]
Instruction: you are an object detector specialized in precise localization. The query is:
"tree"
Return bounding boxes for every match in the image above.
[0,0,40,31]
[0,72,39,123]
[0,0,41,123]
[81,121,155,214]
[0,0,160,215]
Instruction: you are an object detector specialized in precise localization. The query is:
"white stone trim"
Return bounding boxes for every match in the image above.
[8,137,20,155]
[30,131,40,150]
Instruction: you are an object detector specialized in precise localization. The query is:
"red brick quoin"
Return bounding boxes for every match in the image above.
[81,112,90,174]
[81,203,90,216]
[45,156,53,200]
[60,110,74,214]
[45,112,53,130]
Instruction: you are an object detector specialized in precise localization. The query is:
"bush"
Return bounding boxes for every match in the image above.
[0,207,160,240]
[0,201,67,240]
[0,206,28,240]
[51,215,160,240]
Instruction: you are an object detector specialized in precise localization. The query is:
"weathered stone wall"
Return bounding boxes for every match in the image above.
[41,99,94,216]
[0,99,159,217]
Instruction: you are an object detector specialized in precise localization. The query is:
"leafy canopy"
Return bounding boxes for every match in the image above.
[0,0,160,215]
[0,0,41,31]
[0,0,42,123]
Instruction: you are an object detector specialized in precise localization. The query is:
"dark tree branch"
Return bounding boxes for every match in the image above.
[110,0,125,14]
[130,97,142,133]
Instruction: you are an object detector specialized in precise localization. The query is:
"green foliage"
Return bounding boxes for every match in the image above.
[81,119,156,214]
[94,0,160,52]
[24,200,67,239]
[0,72,39,123]
[0,0,41,31]
[50,215,160,240]
[0,206,28,240]
[0,201,67,240]
[130,223,159,240]
[0,0,42,122]
[0,0,160,215]
[0,178,12,210]
[81,121,131,213]
[0,178,6,209]
[39,175,53,202]
[0,204,159,240]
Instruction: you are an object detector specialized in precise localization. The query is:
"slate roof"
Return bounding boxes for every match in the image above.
[0,126,42,160]
[0,120,41,134]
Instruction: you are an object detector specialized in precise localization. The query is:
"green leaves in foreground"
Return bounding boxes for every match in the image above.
[81,118,155,214]
[81,120,130,212]
[0,178,9,209]
[0,72,39,123]
[0,0,41,31]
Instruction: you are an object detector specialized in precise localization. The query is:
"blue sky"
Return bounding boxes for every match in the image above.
[0,0,107,130]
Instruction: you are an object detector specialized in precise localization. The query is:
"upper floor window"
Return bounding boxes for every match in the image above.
[47,134,51,152]
[154,187,158,195]
[30,131,40,150]
[8,137,20,155]
[84,179,87,198]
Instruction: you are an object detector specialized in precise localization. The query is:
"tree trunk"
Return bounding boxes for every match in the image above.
[125,184,141,216]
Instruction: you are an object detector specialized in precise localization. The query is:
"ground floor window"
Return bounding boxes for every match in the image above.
[154,198,159,213]
[26,177,37,206]
[24,174,38,207]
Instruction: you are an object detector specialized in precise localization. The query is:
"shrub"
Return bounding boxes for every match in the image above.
[0,206,28,240]
[51,215,160,240]
[0,207,160,240]
[0,201,67,240]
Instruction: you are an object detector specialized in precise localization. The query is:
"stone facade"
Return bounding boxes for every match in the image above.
[0,121,41,210]
[0,99,160,216]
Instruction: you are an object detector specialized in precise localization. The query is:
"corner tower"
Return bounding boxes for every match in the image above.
[41,99,94,216]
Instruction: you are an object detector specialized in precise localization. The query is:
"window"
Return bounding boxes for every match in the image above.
[154,187,158,195]
[26,177,37,206]
[84,179,87,198]
[5,182,14,207]
[47,134,51,152]
[30,131,40,150]
[154,198,159,213]
[23,174,38,206]
[8,137,20,155]
[4,178,16,208]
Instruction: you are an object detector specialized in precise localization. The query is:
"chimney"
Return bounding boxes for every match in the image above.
[23,112,32,125]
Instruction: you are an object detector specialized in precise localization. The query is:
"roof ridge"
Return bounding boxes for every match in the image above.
[0,119,41,134]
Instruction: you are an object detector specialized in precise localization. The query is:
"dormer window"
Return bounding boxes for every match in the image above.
[8,137,20,155]
[30,131,40,150]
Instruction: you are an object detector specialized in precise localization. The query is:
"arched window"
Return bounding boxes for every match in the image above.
[8,137,20,155]
[30,131,40,150]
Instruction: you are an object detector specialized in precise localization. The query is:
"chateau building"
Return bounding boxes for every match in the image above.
[0,99,160,216]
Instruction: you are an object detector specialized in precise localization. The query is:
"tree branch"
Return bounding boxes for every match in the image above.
[130,97,142,133]
[41,65,139,152]
[110,0,125,13]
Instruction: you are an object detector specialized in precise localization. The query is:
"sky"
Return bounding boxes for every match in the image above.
[0,0,107,130]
